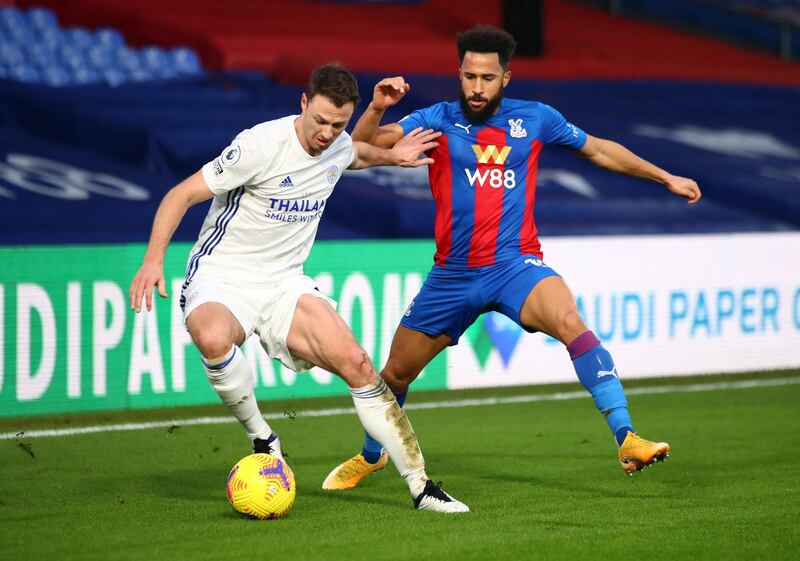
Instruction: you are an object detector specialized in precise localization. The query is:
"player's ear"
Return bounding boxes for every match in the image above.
[300,92,308,113]
[502,69,511,87]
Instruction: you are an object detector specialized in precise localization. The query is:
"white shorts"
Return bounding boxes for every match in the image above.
[180,274,336,372]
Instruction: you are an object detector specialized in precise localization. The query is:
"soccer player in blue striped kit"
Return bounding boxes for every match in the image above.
[323,26,701,492]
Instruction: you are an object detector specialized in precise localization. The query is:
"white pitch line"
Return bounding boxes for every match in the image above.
[2,376,798,440]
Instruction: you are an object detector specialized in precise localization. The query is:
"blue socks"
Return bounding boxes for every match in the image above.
[361,388,408,464]
[361,332,632,459]
[567,331,633,446]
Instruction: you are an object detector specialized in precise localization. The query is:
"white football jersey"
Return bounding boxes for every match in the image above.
[185,115,355,286]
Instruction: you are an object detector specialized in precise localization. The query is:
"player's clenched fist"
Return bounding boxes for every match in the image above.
[372,77,410,110]
[665,175,702,204]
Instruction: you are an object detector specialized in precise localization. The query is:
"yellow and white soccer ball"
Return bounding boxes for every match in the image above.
[226,453,296,519]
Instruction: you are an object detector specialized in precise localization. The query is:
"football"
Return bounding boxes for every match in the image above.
[226,454,296,520]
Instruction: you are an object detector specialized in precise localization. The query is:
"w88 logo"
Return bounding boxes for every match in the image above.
[464,168,517,189]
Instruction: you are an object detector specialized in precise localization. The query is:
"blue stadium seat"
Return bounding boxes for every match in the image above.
[41,66,73,87]
[72,67,100,85]
[95,28,124,49]
[64,27,95,50]
[115,46,142,71]
[6,25,36,46]
[87,45,114,71]
[26,7,59,31]
[140,46,178,78]
[59,46,90,71]
[0,7,27,32]
[9,64,41,84]
[127,67,155,82]
[171,47,202,74]
[0,12,204,86]
[0,44,25,67]
[101,68,126,87]
[40,28,65,49]
[26,44,58,69]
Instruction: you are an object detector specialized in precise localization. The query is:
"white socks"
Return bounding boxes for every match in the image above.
[205,350,429,496]
[203,345,273,442]
[350,377,428,497]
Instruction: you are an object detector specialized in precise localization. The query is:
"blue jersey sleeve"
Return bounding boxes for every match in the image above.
[398,103,446,135]
[540,104,587,150]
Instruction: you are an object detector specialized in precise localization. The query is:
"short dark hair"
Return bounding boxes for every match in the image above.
[305,63,360,107]
[457,25,517,69]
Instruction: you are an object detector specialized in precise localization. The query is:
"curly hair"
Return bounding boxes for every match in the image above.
[457,26,517,69]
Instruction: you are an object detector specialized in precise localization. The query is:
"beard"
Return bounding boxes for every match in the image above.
[458,87,504,124]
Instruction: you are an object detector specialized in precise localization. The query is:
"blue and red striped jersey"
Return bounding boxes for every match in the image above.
[399,98,587,268]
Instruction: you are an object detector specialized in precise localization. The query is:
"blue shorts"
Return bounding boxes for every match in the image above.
[400,254,560,345]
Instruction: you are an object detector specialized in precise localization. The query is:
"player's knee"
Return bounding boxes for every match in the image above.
[558,309,587,343]
[193,329,234,360]
[381,362,413,393]
[340,346,375,387]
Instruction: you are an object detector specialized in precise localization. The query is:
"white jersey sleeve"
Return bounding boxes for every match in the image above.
[201,131,270,195]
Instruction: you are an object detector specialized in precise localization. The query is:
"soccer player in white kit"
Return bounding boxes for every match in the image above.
[129,64,468,513]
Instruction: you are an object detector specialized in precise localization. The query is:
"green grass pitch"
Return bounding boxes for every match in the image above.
[2,371,799,561]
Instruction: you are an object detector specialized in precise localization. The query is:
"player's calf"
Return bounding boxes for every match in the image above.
[202,344,275,443]
[567,331,634,446]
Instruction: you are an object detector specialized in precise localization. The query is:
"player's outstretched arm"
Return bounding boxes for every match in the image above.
[129,171,214,313]
[352,77,408,148]
[349,127,440,170]
[578,135,702,204]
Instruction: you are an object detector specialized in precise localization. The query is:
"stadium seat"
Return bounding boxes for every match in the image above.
[40,28,66,50]
[115,46,142,71]
[59,46,90,71]
[171,47,202,74]
[9,64,41,83]
[64,27,96,50]
[6,25,36,46]
[101,68,127,87]
[0,7,204,87]
[127,67,155,82]
[0,44,25,67]
[26,44,58,68]
[87,45,114,71]
[141,46,170,71]
[41,65,72,87]
[26,7,59,32]
[0,7,27,32]
[96,28,125,49]
[71,67,99,85]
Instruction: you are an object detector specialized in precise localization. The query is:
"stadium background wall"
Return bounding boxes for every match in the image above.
[1,233,799,418]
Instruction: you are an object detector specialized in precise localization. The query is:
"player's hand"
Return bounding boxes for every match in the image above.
[391,127,441,167]
[665,175,701,204]
[372,77,410,111]
[129,260,168,313]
